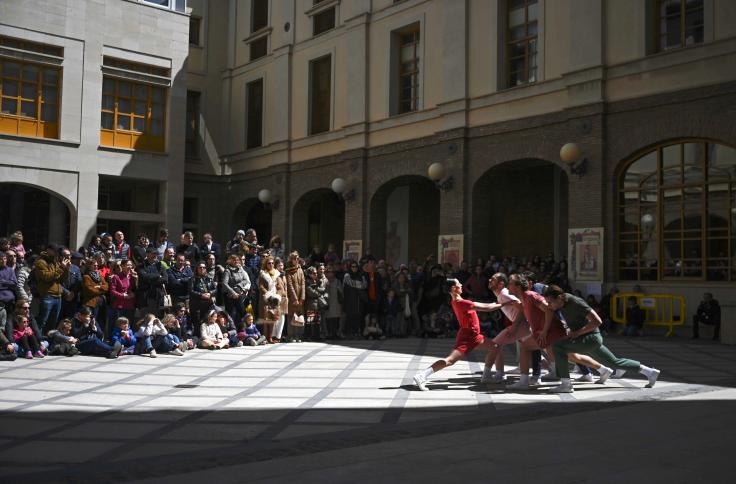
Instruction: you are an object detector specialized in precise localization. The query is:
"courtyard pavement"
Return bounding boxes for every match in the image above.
[1,335,735,483]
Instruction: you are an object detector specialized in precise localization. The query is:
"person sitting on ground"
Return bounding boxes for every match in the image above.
[199,309,229,349]
[72,306,122,359]
[216,309,240,347]
[692,292,721,341]
[134,314,166,357]
[13,314,45,359]
[363,313,384,340]
[112,317,137,355]
[161,314,189,353]
[238,313,266,346]
[0,317,17,361]
[47,318,80,356]
[623,296,645,336]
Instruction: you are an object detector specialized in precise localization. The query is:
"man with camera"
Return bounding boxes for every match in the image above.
[34,243,71,334]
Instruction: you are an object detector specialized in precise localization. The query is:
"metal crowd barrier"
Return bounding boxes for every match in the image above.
[610,292,686,337]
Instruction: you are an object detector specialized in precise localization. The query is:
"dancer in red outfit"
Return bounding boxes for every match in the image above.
[413,279,507,391]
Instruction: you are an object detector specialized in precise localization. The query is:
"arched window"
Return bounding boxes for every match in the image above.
[618,140,736,282]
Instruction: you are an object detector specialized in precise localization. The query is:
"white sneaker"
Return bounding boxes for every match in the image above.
[597,367,613,384]
[171,348,184,356]
[576,373,594,383]
[645,368,660,388]
[549,380,574,393]
[529,375,541,386]
[490,372,506,384]
[413,373,428,391]
[480,368,494,383]
[507,380,530,391]
[612,369,626,379]
[149,349,157,358]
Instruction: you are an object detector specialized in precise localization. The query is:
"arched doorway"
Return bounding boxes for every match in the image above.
[231,198,272,246]
[369,176,440,266]
[0,183,72,255]
[292,189,345,256]
[471,159,568,261]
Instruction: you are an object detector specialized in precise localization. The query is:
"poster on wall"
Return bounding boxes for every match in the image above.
[343,240,363,263]
[438,234,464,269]
[568,227,604,282]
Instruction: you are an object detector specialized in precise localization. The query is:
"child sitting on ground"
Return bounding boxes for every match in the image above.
[111,317,137,355]
[199,309,229,349]
[48,319,80,356]
[134,314,166,357]
[217,309,241,347]
[238,313,266,346]
[13,314,44,358]
[161,314,190,353]
[363,313,384,340]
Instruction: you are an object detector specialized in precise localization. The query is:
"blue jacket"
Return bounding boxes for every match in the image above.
[111,327,137,348]
[167,266,193,298]
[0,266,17,305]
[243,323,261,339]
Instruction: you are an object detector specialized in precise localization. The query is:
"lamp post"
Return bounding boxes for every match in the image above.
[427,162,453,191]
[560,143,587,178]
[331,177,355,201]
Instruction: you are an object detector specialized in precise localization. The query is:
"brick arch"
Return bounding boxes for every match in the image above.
[0,181,75,253]
[470,158,569,261]
[368,175,440,264]
[231,197,272,245]
[291,188,345,256]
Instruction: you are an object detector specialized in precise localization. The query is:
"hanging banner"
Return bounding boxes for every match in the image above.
[568,227,604,282]
[437,234,464,269]
[342,240,363,263]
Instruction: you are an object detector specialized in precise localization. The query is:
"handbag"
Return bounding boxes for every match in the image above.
[162,286,172,308]
[404,293,412,318]
[290,313,305,327]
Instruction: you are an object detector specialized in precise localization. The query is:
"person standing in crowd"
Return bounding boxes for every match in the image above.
[544,285,660,393]
[112,231,132,261]
[177,231,201,264]
[285,251,305,343]
[228,229,245,257]
[220,254,251,324]
[342,260,366,339]
[167,254,193,307]
[9,232,26,265]
[692,292,721,341]
[160,247,176,270]
[131,234,149,267]
[87,235,103,256]
[155,228,175,259]
[35,243,70,333]
[81,258,109,322]
[100,233,115,255]
[199,233,220,262]
[0,251,17,316]
[273,258,289,343]
[189,261,216,327]
[257,255,280,343]
[136,247,167,316]
[60,249,83,319]
[304,266,327,341]
[324,266,343,339]
[109,260,138,335]
[268,235,285,262]
[362,258,384,333]
[15,254,34,305]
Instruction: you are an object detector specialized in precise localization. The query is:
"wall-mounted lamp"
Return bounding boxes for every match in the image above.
[331,177,355,202]
[427,162,454,191]
[560,143,587,178]
[258,189,280,210]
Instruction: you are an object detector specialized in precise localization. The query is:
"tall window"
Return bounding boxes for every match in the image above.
[506,0,538,87]
[252,0,269,31]
[618,140,736,282]
[185,91,200,158]
[309,55,331,135]
[246,79,263,149]
[189,16,201,46]
[0,36,62,139]
[100,57,168,152]
[397,25,420,114]
[656,0,704,51]
[313,3,336,36]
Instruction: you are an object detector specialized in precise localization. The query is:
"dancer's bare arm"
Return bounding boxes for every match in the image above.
[568,310,602,339]
[473,301,504,312]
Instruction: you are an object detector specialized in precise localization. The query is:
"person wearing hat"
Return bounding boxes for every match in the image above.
[34,243,71,333]
[228,230,246,258]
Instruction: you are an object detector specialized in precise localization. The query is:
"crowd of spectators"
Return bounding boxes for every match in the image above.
[1,226,614,362]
